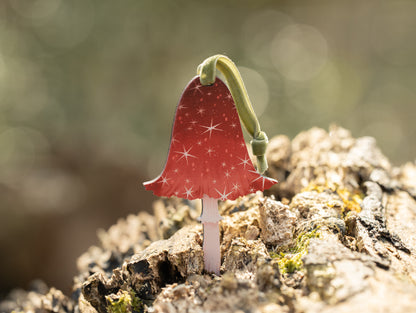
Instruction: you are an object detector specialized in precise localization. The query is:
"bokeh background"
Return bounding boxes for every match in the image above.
[1,0,415,296]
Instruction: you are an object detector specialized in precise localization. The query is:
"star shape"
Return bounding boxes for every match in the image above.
[160,176,170,185]
[175,145,197,164]
[206,147,215,157]
[239,156,251,169]
[197,107,205,115]
[249,170,267,189]
[191,84,203,95]
[215,187,233,201]
[200,119,223,138]
[184,186,194,198]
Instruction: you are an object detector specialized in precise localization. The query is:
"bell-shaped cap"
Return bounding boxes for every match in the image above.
[143,76,277,200]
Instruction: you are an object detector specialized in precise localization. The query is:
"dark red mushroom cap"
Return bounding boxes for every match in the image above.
[143,76,277,200]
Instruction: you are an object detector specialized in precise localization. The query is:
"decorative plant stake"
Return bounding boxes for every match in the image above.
[144,55,277,275]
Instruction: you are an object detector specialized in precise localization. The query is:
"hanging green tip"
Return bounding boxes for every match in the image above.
[197,54,269,174]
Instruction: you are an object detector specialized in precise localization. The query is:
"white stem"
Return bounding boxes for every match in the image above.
[201,195,221,275]
[202,223,220,275]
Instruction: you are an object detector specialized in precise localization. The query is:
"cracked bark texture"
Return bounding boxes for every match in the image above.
[1,125,416,313]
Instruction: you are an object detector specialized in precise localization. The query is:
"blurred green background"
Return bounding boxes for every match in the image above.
[0,0,415,296]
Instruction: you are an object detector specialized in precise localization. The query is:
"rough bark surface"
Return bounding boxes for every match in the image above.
[2,126,416,313]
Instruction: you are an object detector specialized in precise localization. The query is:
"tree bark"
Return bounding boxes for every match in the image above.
[3,126,416,313]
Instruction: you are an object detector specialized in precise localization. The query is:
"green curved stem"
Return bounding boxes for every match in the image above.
[197,54,269,174]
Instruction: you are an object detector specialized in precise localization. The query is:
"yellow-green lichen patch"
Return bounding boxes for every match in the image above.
[106,289,143,313]
[271,228,321,274]
[302,182,363,215]
[335,188,363,215]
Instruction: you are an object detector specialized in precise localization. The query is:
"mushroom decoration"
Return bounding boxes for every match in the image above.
[144,55,277,275]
